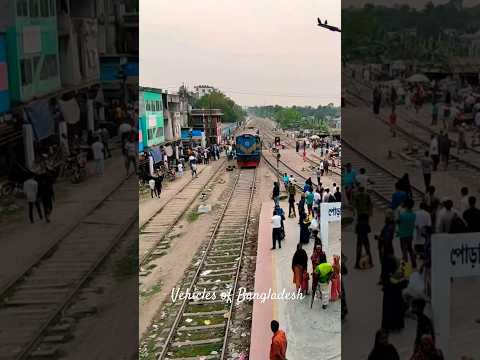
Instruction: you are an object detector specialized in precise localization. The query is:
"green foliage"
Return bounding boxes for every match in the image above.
[342,1,480,62]
[194,89,246,123]
[249,105,339,132]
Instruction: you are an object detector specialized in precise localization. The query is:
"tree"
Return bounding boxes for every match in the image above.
[194,90,246,123]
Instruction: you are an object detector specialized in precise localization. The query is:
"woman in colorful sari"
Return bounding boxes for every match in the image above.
[330,255,341,301]
[291,243,308,293]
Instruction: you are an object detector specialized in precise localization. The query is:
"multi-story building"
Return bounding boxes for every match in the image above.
[1,0,61,104]
[189,109,223,146]
[165,93,181,142]
[139,87,164,152]
[99,0,138,103]
[57,0,101,88]
[0,33,10,114]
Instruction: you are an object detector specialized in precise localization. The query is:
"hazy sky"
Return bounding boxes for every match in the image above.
[140,0,341,107]
[343,0,479,8]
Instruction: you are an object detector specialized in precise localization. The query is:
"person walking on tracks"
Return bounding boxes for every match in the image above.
[269,320,287,360]
[38,173,54,223]
[23,176,43,224]
[189,154,198,178]
[91,136,105,176]
[124,135,137,176]
[148,177,157,198]
[155,171,163,198]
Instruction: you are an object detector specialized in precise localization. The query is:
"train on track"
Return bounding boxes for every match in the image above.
[235,130,262,168]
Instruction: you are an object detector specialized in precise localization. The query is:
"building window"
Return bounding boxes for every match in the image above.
[29,0,39,17]
[40,54,58,80]
[49,0,55,16]
[156,100,160,112]
[147,127,157,140]
[33,56,41,74]
[40,0,49,17]
[17,0,28,16]
[20,59,33,86]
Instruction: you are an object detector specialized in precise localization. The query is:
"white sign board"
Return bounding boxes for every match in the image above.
[320,202,341,255]
[148,115,156,128]
[431,233,480,359]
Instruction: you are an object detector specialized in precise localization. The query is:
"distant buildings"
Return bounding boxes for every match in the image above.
[194,85,215,99]
[189,108,223,146]
[0,0,139,173]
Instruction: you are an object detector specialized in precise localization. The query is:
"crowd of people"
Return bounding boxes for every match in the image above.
[344,156,480,359]
[269,164,343,359]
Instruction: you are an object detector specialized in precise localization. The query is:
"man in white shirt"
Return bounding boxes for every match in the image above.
[91,137,105,176]
[355,168,371,190]
[414,202,432,255]
[271,212,283,250]
[23,176,43,223]
[177,162,183,177]
[322,188,331,203]
[436,199,457,233]
[148,178,156,198]
[459,187,469,215]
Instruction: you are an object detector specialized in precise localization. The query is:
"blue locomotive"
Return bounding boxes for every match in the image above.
[235,131,262,168]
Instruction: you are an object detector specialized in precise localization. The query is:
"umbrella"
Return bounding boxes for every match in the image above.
[406,74,430,83]
[310,135,320,139]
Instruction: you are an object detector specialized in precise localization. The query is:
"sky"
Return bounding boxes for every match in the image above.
[343,0,479,8]
[140,0,341,107]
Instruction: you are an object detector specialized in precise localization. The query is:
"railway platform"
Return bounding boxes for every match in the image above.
[249,200,341,360]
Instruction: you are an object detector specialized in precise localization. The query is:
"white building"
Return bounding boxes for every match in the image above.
[194,85,215,98]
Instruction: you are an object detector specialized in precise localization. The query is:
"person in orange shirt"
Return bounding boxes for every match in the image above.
[270,320,287,360]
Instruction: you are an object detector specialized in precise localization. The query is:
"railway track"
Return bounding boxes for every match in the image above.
[260,128,342,177]
[140,158,227,266]
[0,175,137,360]
[155,169,256,360]
[342,140,424,209]
[343,72,480,190]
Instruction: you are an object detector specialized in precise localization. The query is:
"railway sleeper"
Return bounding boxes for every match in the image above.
[171,337,224,348]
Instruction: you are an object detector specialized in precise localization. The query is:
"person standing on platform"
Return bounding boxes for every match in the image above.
[269,320,287,360]
[298,192,305,215]
[305,188,314,217]
[291,243,308,293]
[288,182,296,218]
[314,261,333,309]
[272,182,280,206]
[299,207,310,245]
[397,198,417,268]
[355,214,373,269]
[271,211,283,250]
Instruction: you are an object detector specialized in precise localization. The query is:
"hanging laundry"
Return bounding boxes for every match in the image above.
[58,98,80,124]
[25,99,54,140]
